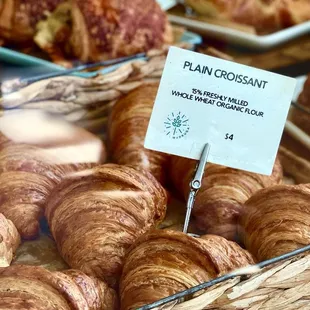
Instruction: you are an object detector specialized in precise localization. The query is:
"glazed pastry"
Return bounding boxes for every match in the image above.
[0,0,62,44]
[35,0,173,63]
[0,112,105,239]
[240,184,310,261]
[290,75,310,135]
[184,0,310,33]
[45,164,167,287]
[0,265,117,310]
[109,84,169,185]
[120,229,254,310]
[0,214,20,267]
[170,157,283,240]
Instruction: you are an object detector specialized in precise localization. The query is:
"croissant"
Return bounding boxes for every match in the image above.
[45,164,167,287]
[0,265,117,310]
[109,84,169,185]
[290,75,310,136]
[120,229,254,310]
[240,184,310,261]
[0,0,62,44]
[184,0,310,33]
[0,213,20,267]
[170,157,283,240]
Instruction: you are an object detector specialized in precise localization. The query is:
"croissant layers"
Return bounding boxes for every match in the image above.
[0,213,20,267]
[120,230,254,310]
[240,184,310,261]
[46,164,167,287]
[109,84,169,185]
[0,265,117,310]
[170,157,283,240]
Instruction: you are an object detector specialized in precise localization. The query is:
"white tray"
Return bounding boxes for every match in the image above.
[169,14,310,50]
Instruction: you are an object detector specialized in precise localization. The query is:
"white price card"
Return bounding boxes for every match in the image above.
[144,47,297,175]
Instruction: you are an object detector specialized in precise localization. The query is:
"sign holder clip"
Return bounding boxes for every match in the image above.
[183,143,211,233]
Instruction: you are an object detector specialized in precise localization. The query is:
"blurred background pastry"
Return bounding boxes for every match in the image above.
[183,0,310,33]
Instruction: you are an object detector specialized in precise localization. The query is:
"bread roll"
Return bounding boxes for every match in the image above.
[0,214,20,267]
[45,164,167,287]
[120,229,254,310]
[170,157,283,240]
[0,265,117,310]
[109,84,169,185]
[240,184,310,261]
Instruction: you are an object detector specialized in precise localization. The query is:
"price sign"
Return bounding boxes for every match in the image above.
[144,47,296,175]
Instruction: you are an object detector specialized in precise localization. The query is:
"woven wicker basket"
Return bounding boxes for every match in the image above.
[1,44,309,310]
[136,245,310,310]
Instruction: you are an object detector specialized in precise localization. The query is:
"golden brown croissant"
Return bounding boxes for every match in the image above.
[170,157,283,240]
[45,164,167,287]
[184,0,310,33]
[109,84,169,185]
[0,0,63,44]
[0,213,20,267]
[240,184,310,261]
[0,265,117,310]
[120,229,254,310]
[290,75,310,136]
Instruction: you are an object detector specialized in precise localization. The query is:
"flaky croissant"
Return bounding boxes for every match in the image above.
[0,213,20,267]
[184,0,310,33]
[109,84,169,185]
[170,157,283,240]
[0,265,117,310]
[120,229,254,310]
[46,164,167,288]
[290,75,310,136]
[240,184,310,261]
[0,0,62,44]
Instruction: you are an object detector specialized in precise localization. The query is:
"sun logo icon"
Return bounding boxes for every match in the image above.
[164,112,190,139]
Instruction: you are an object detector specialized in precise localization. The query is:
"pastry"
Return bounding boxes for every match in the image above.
[170,157,283,240]
[0,0,63,44]
[109,84,169,185]
[120,229,254,310]
[45,164,167,287]
[184,0,310,33]
[290,75,310,136]
[0,265,117,310]
[240,184,310,261]
[35,0,173,63]
[0,112,105,239]
[0,213,20,267]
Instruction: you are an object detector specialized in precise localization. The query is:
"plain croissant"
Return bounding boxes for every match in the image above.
[0,213,20,267]
[170,157,283,240]
[0,265,117,310]
[120,229,254,310]
[109,84,169,185]
[240,183,310,261]
[45,164,167,288]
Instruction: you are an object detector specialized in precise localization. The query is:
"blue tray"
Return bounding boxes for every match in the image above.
[0,31,202,79]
